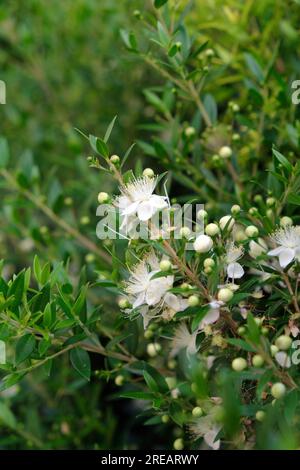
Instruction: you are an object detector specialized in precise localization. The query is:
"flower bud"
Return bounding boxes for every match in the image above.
[204,266,212,274]
[143,168,155,178]
[160,259,172,272]
[231,205,241,215]
[118,298,130,309]
[249,239,267,258]
[255,410,266,422]
[245,225,259,238]
[173,438,184,450]
[40,226,48,234]
[275,335,292,351]
[205,48,214,58]
[204,258,215,268]
[212,154,221,165]
[114,375,124,386]
[184,126,196,137]
[280,216,293,227]
[266,197,276,207]
[188,295,200,307]
[161,415,169,423]
[168,359,177,369]
[219,215,234,231]
[231,103,240,113]
[192,406,203,417]
[270,345,279,356]
[253,195,262,204]
[110,154,120,165]
[271,382,286,399]
[232,357,247,371]
[64,197,73,206]
[248,207,259,216]
[144,329,153,339]
[218,288,233,303]
[219,146,232,158]
[85,253,95,263]
[232,133,240,142]
[238,326,246,335]
[98,192,109,204]
[179,226,191,238]
[147,343,161,357]
[194,234,213,253]
[197,209,208,220]
[205,223,220,236]
[80,216,90,225]
[252,354,264,367]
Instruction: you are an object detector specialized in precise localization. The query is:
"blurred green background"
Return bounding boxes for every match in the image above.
[0,0,153,449]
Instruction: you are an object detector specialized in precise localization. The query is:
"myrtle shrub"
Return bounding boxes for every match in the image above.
[1,0,300,450]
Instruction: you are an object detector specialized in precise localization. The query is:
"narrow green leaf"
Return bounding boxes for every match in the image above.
[70,347,91,381]
[154,0,168,9]
[104,115,117,143]
[15,334,36,365]
[0,138,9,168]
[0,402,17,429]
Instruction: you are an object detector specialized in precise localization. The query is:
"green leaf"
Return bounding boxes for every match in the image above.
[246,313,261,345]
[33,255,42,284]
[70,347,91,381]
[0,402,17,429]
[203,94,217,124]
[154,0,168,8]
[287,193,300,205]
[244,53,264,83]
[192,305,210,331]
[96,138,109,158]
[8,271,25,310]
[120,391,154,400]
[0,138,9,168]
[168,43,179,57]
[226,338,256,352]
[104,115,117,143]
[15,334,36,365]
[272,148,293,173]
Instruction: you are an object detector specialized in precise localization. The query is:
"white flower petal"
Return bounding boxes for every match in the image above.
[204,427,221,450]
[275,351,291,368]
[200,308,220,329]
[164,292,181,311]
[268,247,284,257]
[137,201,154,221]
[278,248,295,268]
[227,262,244,279]
[149,194,168,209]
[132,292,146,308]
[122,201,139,216]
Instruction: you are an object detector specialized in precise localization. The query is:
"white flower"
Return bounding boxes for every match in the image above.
[171,323,199,357]
[249,238,268,259]
[161,293,189,321]
[194,234,213,253]
[199,300,223,329]
[116,176,168,230]
[125,253,173,310]
[189,414,222,450]
[225,242,244,279]
[268,226,300,268]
